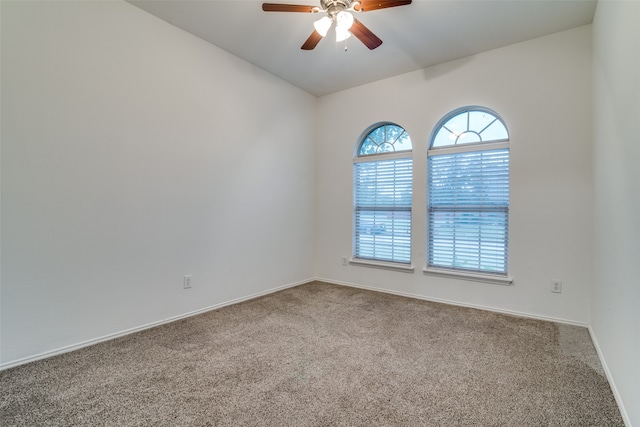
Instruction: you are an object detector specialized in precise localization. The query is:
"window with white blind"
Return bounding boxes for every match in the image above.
[427,107,510,278]
[353,123,412,267]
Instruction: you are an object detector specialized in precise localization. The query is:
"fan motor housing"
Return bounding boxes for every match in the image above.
[321,0,355,15]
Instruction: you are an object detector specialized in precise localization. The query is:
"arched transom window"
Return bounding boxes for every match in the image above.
[431,108,509,148]
[358,123,412,155]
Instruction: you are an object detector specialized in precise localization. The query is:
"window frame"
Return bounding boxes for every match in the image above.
[424,107,513,285]
[352,122,414,272]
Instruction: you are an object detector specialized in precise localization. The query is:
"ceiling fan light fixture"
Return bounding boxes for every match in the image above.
[336,10,354,30]
[335,25,352,42]
[313,16,332,37]
[335,10,353,42]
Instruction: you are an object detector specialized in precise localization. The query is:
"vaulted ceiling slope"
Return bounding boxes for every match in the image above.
[129,0,597,96]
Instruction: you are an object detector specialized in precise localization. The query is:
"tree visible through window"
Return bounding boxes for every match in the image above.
[427,107,510,275]
[354,123,412,264]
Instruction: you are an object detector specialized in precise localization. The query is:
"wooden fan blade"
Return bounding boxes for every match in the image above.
[350,19,382,50]
[301,30,323,50]
[262,3,316,13]
[354,0,412,12]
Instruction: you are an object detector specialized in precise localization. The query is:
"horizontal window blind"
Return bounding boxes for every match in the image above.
[428,148,509,274]
[354,157,412,264]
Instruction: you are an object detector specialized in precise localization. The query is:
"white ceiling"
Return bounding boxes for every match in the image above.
[129,0,597,96]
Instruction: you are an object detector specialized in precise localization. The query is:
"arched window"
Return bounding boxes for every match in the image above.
[427,107,510,277]
[353,123,412,266]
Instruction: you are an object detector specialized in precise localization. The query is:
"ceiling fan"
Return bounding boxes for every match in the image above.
[262,0,412,50]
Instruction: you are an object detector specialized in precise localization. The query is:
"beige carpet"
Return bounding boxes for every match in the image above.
[0,281,624,426]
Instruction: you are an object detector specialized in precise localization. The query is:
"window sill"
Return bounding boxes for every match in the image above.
[423,267,513,285]
[350,258,415,273]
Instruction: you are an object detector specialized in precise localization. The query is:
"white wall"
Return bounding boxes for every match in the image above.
[0,1,316,366]
[1,1,637,421]
[592,2,640,426]
[315,25,593,324]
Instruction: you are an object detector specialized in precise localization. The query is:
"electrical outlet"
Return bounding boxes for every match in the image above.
[342,257,348,266]
[183,275,192,289]
[551,279,562,293]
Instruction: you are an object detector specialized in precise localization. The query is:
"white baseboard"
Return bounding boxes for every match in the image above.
[315,277,589,327]
[588,326,632,427]
[0,278,313,372]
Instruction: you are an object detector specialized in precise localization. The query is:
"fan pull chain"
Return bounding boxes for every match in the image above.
[334,39,348,53]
